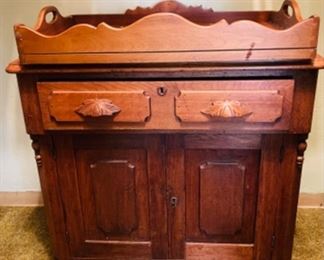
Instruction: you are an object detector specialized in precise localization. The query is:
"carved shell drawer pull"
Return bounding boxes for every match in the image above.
[201,100,252,119]
[75,98,121,117]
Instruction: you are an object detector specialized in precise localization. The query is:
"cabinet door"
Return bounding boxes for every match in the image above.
[76,149,148,242]
[54,135,167,259]
[185,149,259,243]
[167,135,261,260]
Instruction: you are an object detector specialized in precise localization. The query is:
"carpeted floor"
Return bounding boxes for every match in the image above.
[0,207,52,260]
[0,207,323,259]
[292,208,324,260]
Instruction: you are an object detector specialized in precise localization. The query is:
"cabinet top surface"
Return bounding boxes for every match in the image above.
[6,56,324,74]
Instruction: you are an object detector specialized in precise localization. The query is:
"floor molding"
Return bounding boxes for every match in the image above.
[0,192,323,207]
[298,193,324,208]
[0,192,43,206]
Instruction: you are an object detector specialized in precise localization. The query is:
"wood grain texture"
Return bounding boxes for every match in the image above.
[166,135,185,259]
[176,90,284,123]
[88,160,137,237]
[35,136,70,259]
[290,71,318,133]
[55,136,153,259]
[183,134,261,150]
[28,1,306,35]
[125,1,221,18]
[75,99,121,118]
[272,135,307,259]
[38,82,151,125]
[185,149,259,243]
[174,80,294,131]
[145,136,168,258]
[20,48,316,65]
[78,241,151,259]
[36,80,293,132]
[15,10,319,64]
[75,149,150,242]
[125,0,303,31]
[6,56,324,75]
[186,243,254,260]
[8,2,323,259]
[199,161,245,236]
[17,75,44,134]
[54,135,86,257]
[254,135,283,260]
[33,6,74,35]
[270,0,304,29]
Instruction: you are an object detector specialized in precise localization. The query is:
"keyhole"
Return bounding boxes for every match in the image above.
[157,86,167,96]
[170,196,178,208]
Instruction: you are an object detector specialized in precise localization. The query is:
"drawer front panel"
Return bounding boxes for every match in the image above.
[49,91,150,122]
[37,82,151,128]
[174,80,294,129]
[176,90,283,123]
[37,80,293,132]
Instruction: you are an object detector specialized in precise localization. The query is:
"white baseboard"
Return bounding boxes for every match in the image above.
[0,192,323,207]
[0,192,43,206]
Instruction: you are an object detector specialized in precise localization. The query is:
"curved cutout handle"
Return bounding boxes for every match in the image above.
[35,6,64,30]
[280,0,303,22]
[75,99,121,118]
[201,100,252,120]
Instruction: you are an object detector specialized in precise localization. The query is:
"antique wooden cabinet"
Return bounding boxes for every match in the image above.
[7,1,324,259]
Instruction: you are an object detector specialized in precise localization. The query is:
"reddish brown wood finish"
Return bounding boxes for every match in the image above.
[199,162,246,236]
[75,99,121,118]
[254,135,284,260]
[185,149,259,244]
[166,135,185,259]
[37,82,151,126]
[54,135,167,259]
[32,136,70,259]
[36,80,293,132]
[75,150,149,241]
[273,135,308,260]
[7,1,323,259]
[186,243,254,260]
[8,68,322,260]
[176,89,285,123]
[14,1,319,65]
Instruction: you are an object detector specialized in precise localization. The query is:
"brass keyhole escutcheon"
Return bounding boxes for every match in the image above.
[157,86,168,96]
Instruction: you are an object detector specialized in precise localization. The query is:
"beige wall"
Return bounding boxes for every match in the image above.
[0,0,323,192]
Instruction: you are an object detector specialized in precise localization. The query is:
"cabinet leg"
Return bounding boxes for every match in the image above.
[30,135,70,259]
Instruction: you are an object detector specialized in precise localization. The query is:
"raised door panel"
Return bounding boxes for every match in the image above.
[54,135,164,259]
[185,149,260,244]
[199,161,245,236]
[75,149,149,242]
[88,160,137,238]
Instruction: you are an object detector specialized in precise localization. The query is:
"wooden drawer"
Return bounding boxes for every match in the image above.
[37,82,151,129]
[37,80,294,132]
[174,80,294,129]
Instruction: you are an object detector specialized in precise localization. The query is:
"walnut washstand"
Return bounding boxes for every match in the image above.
[7,0,324,259]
